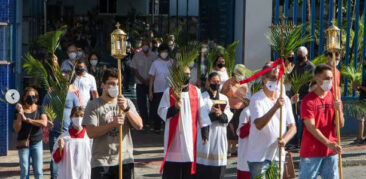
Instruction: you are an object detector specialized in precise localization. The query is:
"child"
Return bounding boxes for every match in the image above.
[237,106,251,179]
[52,106,91,179]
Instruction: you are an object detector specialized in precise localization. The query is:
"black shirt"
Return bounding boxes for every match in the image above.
[290,60,316,100]
[17,106,45,146]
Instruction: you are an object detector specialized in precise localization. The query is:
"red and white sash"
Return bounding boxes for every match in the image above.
[159,84,199,175]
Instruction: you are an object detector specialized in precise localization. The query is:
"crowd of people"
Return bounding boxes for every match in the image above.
[13,25,366,179]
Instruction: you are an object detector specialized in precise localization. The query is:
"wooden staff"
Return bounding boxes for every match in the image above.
[117,58,123,179]
[332,51,343,179]
[279,75,284,178]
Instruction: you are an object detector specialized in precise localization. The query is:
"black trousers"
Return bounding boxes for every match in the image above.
[196,164,226,179]
[91,163,134,179]
[162,162,195,179]
[136,84,149,123]
[150,92,164,131]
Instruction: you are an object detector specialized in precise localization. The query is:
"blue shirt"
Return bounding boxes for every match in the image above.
[42,91,79,134]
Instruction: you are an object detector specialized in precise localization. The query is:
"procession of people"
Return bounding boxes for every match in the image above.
[9,10,351,178]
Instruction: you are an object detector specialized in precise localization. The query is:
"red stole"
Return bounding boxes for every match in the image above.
[159,84,199,175]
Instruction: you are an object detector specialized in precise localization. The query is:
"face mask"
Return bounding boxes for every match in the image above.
[142,45,149,52]
[235,75,245,82]
[77,51,84,59]
[184,76,190,85]
[320,80,332,91]
[75,68,86,75]
[68,52,77,59]
[25,96,37,105]
[210,84,220,91]
[107,85,119,98]
[71,117,83,127]
[331,60,340,66]
[169,45,175,50]
[90,60,98,66]
[160,52,169,59]
[297,56,305,63]
[265,81,280,92]
[217,63,225,68]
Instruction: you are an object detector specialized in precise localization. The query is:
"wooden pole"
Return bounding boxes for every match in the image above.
[118,58,123,179]
[332,52,343,179]
[279,75,284,179]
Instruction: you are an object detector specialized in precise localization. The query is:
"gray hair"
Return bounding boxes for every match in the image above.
[297,46,308,56]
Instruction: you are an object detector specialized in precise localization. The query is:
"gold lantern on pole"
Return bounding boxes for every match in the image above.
[325,20,343,179]
[110,22,127,179]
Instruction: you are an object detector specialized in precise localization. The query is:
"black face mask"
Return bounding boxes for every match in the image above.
[217,63,225,68]
[297,56,305,63]
[25,96,37,105]
[184,77,190,85]
[287,57,294,63]
[210,84,220,91]
[75,68,86,75]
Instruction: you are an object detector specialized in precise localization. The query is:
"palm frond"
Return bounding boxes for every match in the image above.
[37,25,67,55]
[312,55,328,65]
[254,161,280,179]
[44,105,57,122]
[267,24,313,59]
[167,43,200,100]
[290,71,313,94]
[23,53,51,90]
[341,66,362,87]
[224,41,239,77]
[207,48,220,74]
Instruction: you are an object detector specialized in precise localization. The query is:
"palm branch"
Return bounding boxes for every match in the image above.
[267,24,313,59]
[44,105,57,122]
[289,71,313,114]
[254,161,281,179]
[167,42,200,100]
[341,66,362,88]
[223,41,239,77]
[37,25,67,55]
[251,80,263,95]
[312,55,328,65]
[207,48,220,74]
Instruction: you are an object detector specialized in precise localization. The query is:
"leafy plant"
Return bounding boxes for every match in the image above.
[207,41,239,77]
[289,71,313,114]
[254,161,281,179]
[341,65,362,89]
[343,100,366,119]
[167,42,200,100]
[312,55,328,65]
[37,25,67,55]
[267,24,313,59]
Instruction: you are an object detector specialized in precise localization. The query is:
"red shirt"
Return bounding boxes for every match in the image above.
[300,91,342,158]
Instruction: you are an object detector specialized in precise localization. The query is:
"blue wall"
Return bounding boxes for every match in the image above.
[0,0,15,156]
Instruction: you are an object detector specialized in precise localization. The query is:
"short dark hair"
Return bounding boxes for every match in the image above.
[21,87,39,104]
[314,64,332,76]
[70,106,84,118]
[88,52,99,61]
[102,68,119,83]
[76,59,87,65]
[208,72,220,81]
[158,43,169,52]
[261,62,276,77]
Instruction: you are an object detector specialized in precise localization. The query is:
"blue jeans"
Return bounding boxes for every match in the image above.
[18,140,43,179]
[299,154,338,179]
[247,160,272,179]
[49,131,60,179]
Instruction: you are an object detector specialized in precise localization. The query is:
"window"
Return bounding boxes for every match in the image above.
[99,0,117,14]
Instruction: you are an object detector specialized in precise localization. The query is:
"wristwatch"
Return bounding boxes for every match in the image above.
[123,106,130,112]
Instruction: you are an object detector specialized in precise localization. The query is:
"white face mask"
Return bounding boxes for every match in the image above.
[77,51,84,59]
[235,75,245,82]
[107,85,119,98]
[142,45,149,52]
[71,117,83,127]
[160,52,169,59]
[68,52,77,59]
[320,80,332,91]
[265,81,280,92]
[90,60,98,66]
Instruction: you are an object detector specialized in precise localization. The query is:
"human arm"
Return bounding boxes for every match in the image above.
[118,95,143,130]
[253,97,284,130]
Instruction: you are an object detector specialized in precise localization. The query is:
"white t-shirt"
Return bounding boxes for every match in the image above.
[246,89,295,162]
[212,68,229,85]
[196,91,233,166]
[237,107,250,172]
[130,51,157,84]
[158,87,211,162]
[73,73,97,107]
[148,58,173,93]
